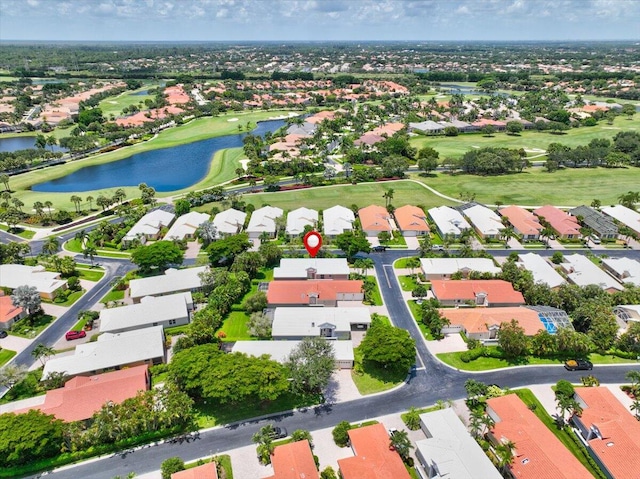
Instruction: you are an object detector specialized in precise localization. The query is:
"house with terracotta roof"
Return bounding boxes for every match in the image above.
[439,306,547,340]
[394,205,430,237]
[572,387,640,479]
[499,206,542,240]
[416,408,501,479]
[172,462,218,479]
[420,258,500,280]
[486,394,592,479]
[533,205,581,239]
[0,292,26,330]
[338,423,411,479]
[267,280,363,307]
[430,280,525,307]
[7,365,149,423]
[263,440,319,479]
[358,205,394,236]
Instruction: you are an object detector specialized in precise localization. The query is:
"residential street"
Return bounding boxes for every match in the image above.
[32,249,640,479]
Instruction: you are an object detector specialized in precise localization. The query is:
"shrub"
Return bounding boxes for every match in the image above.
[161,457,184,479]
[332,421,351,447]
[320,466,338,479]
[402,407,421,431]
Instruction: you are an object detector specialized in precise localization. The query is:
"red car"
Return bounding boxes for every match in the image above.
[65,330,86,341]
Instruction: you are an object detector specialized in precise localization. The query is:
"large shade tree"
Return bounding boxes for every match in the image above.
[286,337,336,395]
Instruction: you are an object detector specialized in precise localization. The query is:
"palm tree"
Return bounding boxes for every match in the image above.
[495,440,515,475]
[389,429,413,462]
[82,244,97,266]
[113,188,127,205]
[469,409,484,438]
[70,195,82,214]
[86,195,94,211]
[630,399,640,420]
[11,197,23,213]
[44,201,53,219]
[501,226,516,248]
[383,188,395,208]
[33,201,45,220]
[42,237,60,256]
[0,191,11,208]
[32,343,55,366]
[0,173,10,192]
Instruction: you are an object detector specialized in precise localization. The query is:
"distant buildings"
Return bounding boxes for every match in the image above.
[122,209,175,245]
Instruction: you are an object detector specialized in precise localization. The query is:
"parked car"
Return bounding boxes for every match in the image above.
[0,330,8,339]
[431,245,444,251]
[589,234,601,245]
[564,359,593,371]
[65,330,86,341]
[372,245,387,252]
[268,426,288,439]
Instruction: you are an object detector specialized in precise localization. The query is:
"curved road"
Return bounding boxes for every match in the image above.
[36,249,640,479]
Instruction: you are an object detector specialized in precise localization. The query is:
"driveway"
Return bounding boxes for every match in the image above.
[426,334,467,355]
[0,334,32,357]
[404,236,420,249]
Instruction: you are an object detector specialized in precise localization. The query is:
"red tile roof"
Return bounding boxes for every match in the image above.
[0,293,23,325]
[533,205,581,237]
[172,463,218,479]
[499,206,542,236]
[439,307,544,336]
[359,205,393,232]
[263,440,319,479]
[394,205,430,233]
[15,365,149,422]
[487,395,591,479]
[338,423,411,479]
[573,387,640,479]
[431,280,525,305]
[267,280,363,305]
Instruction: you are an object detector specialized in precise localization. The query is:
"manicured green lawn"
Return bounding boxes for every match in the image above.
[98,86,156,118]
[194,391,320,428]
[196,180,457,214]
[393,257,420,269]
[0,224,36,239]
[100,289,124,304]
[413,166,640,207]
[398,275,419,291]
[351,348,405,395]
[407,300,435,340]
[76,267,105,281]
[220,312,253,341]
[437,350,638,371]
[0,348,17,367]
[51,290,84,307]
[364,276,383,306]
[10,314,56,339]
[513,389,606,479]
[410,114,640,159]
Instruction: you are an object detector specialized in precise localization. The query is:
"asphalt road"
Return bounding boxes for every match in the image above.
[36,249,640,479]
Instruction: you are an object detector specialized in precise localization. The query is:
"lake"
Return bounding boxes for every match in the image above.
[0,136,66,153]
[31,118,286,193]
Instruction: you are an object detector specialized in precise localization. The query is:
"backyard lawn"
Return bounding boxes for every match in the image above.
[351,347,406,395]
[219,312,252,341]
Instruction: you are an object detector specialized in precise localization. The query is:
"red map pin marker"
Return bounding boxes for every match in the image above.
[303,231,322,258]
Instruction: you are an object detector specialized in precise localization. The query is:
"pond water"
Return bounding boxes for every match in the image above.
[31,119,286,193]
[0,136,66,153]
[130,90,149,96]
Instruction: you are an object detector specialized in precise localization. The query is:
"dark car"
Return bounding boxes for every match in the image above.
[372,245,387,252]
[268,426,288,439]
[0,330,8,339]
[65,330,86,341]
[564,359,593,371]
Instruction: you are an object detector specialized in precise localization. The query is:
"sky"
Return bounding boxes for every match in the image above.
[0,0,639,42]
